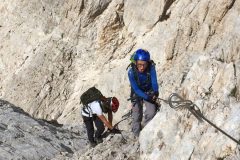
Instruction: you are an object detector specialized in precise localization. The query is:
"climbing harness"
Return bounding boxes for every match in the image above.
[158,93,240,145]
[127,96,162,113]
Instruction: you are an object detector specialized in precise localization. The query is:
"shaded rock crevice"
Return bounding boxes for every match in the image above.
[159,0,175,22]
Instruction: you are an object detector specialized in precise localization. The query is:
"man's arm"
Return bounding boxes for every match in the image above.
[97,114,113,130]
[108,110,113,126]
[98,113,121,134]
[150,65,159,92]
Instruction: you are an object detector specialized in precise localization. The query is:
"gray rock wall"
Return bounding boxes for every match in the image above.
[0,99,87,159]
[0,0,240,159]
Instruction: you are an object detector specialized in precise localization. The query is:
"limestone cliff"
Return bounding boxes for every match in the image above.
[0,0,239,159]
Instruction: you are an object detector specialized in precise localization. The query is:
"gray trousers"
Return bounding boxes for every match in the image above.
[132,99,157,137]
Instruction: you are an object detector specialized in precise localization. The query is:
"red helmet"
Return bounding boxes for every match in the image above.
[110,97,119,113]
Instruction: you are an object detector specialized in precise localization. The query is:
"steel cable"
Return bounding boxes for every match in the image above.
[158,93,240,145]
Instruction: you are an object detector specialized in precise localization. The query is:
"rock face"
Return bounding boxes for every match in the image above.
[0,99,138,160]
[140,99,240,160]
[0,0,240,159]
[0,99,87,159]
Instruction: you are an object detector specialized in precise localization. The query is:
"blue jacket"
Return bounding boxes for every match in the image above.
[128,64,159,100]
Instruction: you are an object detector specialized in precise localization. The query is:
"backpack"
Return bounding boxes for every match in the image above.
[80,87,110,114]
[80,87,103,106]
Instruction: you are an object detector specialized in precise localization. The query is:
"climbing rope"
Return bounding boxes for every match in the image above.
[158,93,240,145]
[101,115,130,143]
[113,124,127,143]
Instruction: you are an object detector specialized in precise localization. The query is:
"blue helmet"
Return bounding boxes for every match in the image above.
[134,49,150,61]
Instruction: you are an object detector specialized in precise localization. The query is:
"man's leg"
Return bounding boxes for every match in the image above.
[93,115,105,143]
[143,100,157,126]
[82,116,96,145]
[131,100,143,137]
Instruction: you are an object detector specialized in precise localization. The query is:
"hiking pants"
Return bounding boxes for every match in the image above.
[82,115,105,143]
[132,100,157,137]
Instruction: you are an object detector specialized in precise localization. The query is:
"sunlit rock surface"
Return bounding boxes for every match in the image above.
[0,0,240,159]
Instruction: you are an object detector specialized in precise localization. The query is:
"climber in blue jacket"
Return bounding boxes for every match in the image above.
[128,49,159,137]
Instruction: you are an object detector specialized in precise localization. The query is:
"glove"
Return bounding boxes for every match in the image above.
[147,91,159,103]
[110,128,121,134]
[146,95,156,104]
[153,91,159,98]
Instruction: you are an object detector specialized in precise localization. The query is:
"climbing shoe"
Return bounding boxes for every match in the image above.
[89,141,97,148]
[95,138,103,144]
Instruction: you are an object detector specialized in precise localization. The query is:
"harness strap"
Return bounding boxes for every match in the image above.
[82,104,93,117]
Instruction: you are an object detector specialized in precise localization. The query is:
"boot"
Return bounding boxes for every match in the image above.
[89,141,97,148]
[95,137,103,144]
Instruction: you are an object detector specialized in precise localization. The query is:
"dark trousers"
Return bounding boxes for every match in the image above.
[82,115,105,143]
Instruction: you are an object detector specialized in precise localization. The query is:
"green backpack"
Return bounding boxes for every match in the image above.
[80,87,110,114]
[80,87,103,106]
